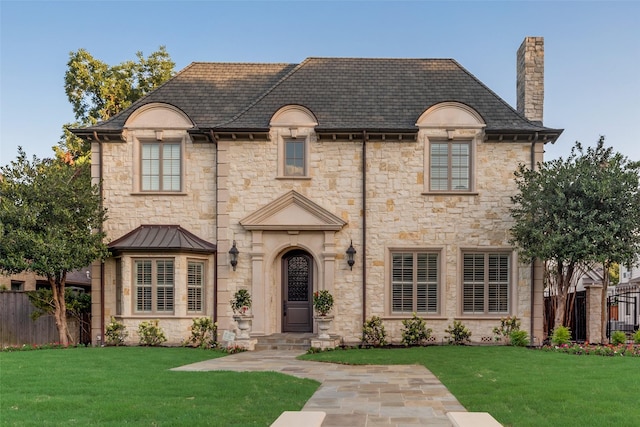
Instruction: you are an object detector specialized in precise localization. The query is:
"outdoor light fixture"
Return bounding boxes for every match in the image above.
[229,240,239,271]
[346,240,356,270]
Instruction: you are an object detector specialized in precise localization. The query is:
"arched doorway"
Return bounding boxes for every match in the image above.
[282,249,313,332]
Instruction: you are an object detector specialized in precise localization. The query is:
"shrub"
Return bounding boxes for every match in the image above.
[551,325,571,346]
[401,314,432,346]
[185,317,218,349]
[230,289,252,314]
[362,316,387,347]
[633,330,640,344]
[444,320,471,345]
[509,329,529,347]
[611,330,627,345]
[493,316,521,344]
[138,320,167,346]
[105,317,128,346]
[313,290,334,316]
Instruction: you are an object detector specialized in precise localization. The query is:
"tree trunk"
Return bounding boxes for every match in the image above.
[49,273,70,346]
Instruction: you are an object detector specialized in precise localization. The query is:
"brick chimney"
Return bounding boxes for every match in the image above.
[517,37,544,123]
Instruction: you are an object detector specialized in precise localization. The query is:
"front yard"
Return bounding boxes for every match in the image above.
[302,345,640,427]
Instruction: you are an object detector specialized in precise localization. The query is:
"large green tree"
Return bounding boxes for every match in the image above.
[0,149,108,345]
[56,46,175,163]
[510,137,640,341]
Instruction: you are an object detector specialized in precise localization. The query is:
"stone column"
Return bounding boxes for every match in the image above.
[517,37,544,123]
[584,283,603,344]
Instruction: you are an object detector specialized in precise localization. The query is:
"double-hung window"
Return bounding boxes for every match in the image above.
[462,253,509,314]
[187,261,205,313]
[141,142,181,191]
[430,141,471,191]
[134,259,175,313]
[284,139,305,177]
[391,252,439,314]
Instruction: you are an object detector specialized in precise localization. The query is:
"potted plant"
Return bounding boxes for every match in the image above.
[230,289,252,339]
[313,290,334,339]
[313,289,334,316]
[230,289,252,315]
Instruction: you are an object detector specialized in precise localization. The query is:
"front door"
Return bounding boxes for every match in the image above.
[282,250,313,332]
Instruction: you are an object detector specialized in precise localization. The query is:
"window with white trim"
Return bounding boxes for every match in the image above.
[430,141,471,191]
[141,142,181,191]
[462,253,509,314]
[187,261,204,313]
[134,259,174,313]
[284,139,306,176]
[391,252,439,314]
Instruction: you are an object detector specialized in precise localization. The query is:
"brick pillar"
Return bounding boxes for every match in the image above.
[584,283,603,343]
[517,37,544,123]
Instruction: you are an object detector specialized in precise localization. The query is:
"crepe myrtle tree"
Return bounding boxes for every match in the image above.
[0,148,108,345]
[510,137,640,340]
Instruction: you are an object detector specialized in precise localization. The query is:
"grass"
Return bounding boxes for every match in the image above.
[301,346,640,427]
[0,347,319,426]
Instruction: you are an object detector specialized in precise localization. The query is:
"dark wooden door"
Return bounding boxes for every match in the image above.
[282,250,313,332]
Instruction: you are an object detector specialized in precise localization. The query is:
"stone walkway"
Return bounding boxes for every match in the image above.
[173,350,465,426]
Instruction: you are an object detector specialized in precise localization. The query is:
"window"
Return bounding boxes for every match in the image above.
[141,142,181,191]
[187,261,204,313]
[134,259,174,313]
[430,141,470,191]
[391,252,439,314]
[10,281,24,291]
[284,139,305,176]
[462,253,509,314]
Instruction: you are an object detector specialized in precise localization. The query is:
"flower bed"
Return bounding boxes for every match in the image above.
[541,342,640,357]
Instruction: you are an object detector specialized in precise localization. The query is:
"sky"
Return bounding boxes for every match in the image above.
[1,1,639,167]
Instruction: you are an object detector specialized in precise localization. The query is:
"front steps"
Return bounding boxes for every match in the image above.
[254,333,315,351]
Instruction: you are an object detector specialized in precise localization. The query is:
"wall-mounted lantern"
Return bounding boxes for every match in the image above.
[229,240,239,271]
[346,240,356,270]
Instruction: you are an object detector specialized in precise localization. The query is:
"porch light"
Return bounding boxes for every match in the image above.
[229,240,239,271]
[346,240,356,270]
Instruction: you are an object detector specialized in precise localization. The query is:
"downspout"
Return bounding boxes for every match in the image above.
[94,131,105,346]
[529,132,539,345]
[211,130,219,323]
[362,131,367,325]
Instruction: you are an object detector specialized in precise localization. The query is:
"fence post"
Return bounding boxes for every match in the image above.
[584,283,603,344]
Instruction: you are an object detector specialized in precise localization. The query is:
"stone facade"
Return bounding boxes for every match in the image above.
[80,39,561,347]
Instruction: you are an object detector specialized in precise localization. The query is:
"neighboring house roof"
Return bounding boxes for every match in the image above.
[74,58,562,139]
[108,225,216,254]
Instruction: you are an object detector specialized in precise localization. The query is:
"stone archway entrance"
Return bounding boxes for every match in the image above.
[282,249,313,332]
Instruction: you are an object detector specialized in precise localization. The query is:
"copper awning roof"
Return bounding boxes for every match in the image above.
[108,225,216,254]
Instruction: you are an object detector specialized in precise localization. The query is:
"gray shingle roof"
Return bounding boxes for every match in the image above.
[108,225,216,253]
[85,58,559,134]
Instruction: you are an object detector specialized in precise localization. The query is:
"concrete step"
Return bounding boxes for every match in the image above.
[254,333,314,351]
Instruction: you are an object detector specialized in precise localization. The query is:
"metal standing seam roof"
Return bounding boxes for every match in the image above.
[108,225,216,253]
[80,57,561,136]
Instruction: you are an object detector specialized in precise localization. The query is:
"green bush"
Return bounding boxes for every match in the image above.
[105,317,128,346]
[444,320,471,345]
[493,316,521,344]
[185,317,218,348]
[401,314,433,346]
[509,329,529,347]
[611,330,627,345]
[633,330,640,344]
[138,319,167,346]
[551,325,571,345]
[362,316,387,347]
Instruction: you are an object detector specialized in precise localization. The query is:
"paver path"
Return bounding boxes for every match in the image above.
[173,350,465,426]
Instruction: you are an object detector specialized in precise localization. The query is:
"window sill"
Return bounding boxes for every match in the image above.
[422,191,478,196]
[455,315,511,320]
[383,315,447,320]
[276,176,311,180]
[130,191,188,196]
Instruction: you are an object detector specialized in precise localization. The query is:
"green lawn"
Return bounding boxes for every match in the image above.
[301,346,640,427]
[0,347,318,426]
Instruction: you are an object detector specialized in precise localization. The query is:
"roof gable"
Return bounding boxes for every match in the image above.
[240,190,347,231]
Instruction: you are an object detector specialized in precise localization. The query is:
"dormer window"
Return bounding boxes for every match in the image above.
[270,105,318,179]
[141,141,181,191]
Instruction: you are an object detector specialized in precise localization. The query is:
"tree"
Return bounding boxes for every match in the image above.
[0,149,108,345]
[56,46,175,163]
[510,137,640,339]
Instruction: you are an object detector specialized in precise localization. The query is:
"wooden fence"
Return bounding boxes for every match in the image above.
[0,291,83,347]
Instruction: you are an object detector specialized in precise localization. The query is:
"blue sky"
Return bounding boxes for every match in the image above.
[1,1,639,166]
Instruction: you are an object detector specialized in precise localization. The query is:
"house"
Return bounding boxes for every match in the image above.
[71,37,562,346]
[609,258,640,336]
[0,268,92,293]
